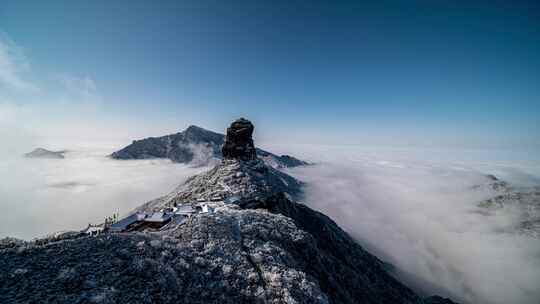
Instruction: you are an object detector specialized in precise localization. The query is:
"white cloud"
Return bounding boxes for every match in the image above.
[0,149,208,240]
[282,146,540,304]
[55,73,102,106]
[0,31,197,151]
[0,31,102,106]
[0,32,38,91]
[0,32,114,151]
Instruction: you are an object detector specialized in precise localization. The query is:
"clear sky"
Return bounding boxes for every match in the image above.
[0,0,539,149]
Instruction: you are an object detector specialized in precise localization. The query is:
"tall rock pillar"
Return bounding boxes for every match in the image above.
[221,118,257,160]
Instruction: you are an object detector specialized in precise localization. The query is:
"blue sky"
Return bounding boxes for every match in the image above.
[0,0,539,148]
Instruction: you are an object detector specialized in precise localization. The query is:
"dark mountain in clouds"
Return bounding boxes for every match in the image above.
[24,148,66,159]
[1,118,458,304]
[110,124,308,169]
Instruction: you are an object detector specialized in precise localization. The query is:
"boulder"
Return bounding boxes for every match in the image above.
[221,118,257,160]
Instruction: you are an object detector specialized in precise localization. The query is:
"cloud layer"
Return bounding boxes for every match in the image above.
[1,141,539,303]
[281,146,540,304]
[0,148,208,239]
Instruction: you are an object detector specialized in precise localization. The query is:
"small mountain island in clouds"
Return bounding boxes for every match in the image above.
[110,123,309,169]
[24,148,66,159]
[0,118,457,304]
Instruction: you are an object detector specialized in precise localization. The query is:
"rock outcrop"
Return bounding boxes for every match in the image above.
[110,124,308,169]
[1,118,457,304]
[222,118,257,160]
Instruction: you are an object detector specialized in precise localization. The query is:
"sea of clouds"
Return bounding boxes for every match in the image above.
[0,147,208,240]
[1,143,539,304]
[270,144,540,304]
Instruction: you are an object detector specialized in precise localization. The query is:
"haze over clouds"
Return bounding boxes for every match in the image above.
[0,148,208,239]
[277,145,540,304]
[3,142,539,303]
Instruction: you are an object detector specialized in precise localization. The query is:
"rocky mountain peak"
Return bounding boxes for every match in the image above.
[221,118,257,161]
[137,118,306,212]
[184,124,212,136]
[185,124,203,131]
[110,120,307,169]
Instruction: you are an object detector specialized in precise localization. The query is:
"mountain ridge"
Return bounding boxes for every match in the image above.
[110,124,308,169]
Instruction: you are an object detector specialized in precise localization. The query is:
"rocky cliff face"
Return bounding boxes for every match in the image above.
[222,118,257,160]
[110,124,308,169]
[1,118,456,304]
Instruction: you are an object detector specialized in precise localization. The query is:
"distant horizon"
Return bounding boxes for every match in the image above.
[10,122,540,154]
[8,118,540,156]
[1,1,539,152]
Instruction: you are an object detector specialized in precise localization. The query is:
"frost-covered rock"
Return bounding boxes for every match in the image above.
[0,194,427,304]
[473,174,540,238]
[477,185,540,238]
[139,158,303,212]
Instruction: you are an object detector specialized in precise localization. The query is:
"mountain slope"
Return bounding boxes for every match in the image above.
[0,193,427,304]
[138,157,304,213]
[110,125,308,169]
